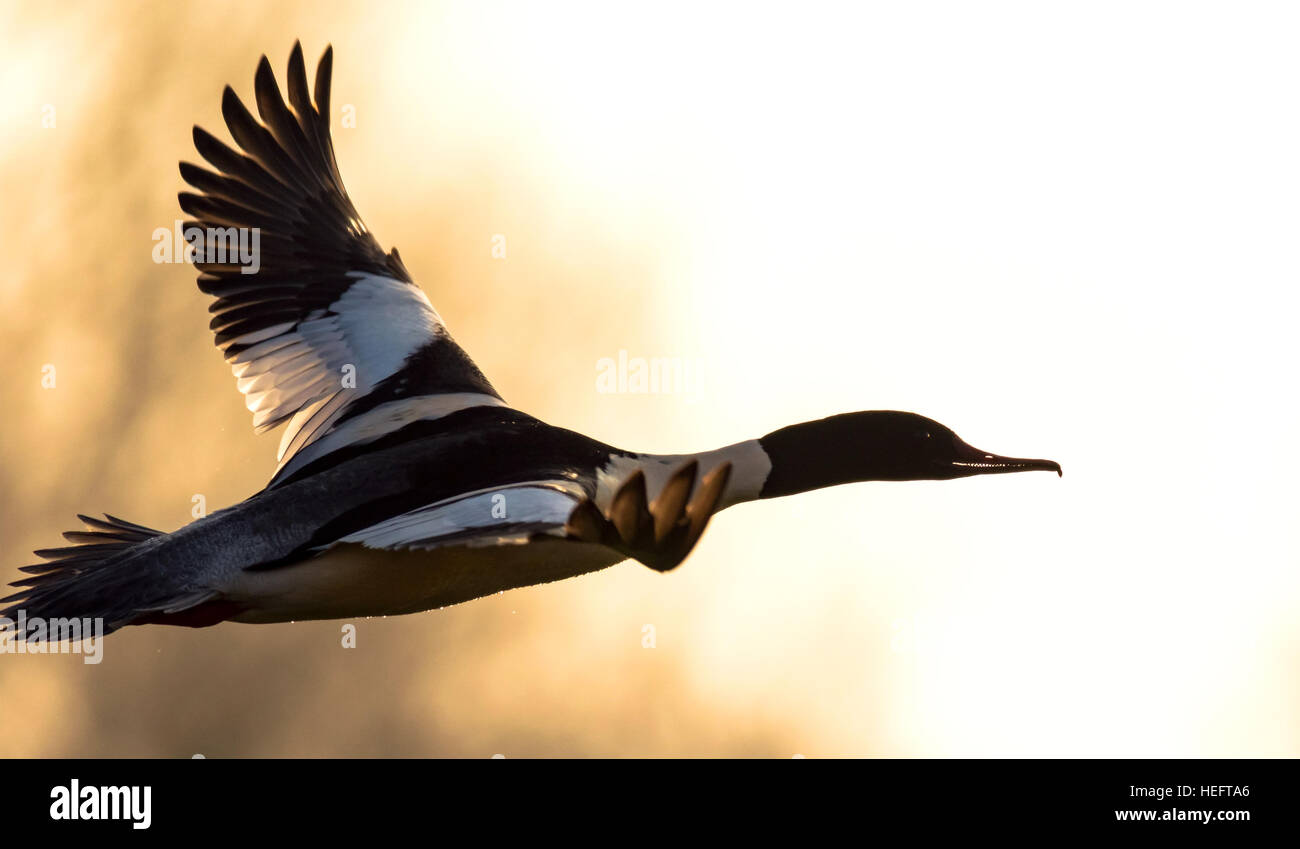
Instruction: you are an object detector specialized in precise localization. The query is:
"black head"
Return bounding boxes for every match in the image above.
[758,411,1061,499]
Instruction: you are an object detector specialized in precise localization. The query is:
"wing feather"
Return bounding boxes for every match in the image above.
[335,483,587,551]
[180,42,500,472]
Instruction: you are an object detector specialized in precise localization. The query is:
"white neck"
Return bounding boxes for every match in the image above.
[595,439,772,513]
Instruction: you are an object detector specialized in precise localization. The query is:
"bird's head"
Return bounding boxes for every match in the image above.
[758,410,1061,498]
[851,411,1061,481]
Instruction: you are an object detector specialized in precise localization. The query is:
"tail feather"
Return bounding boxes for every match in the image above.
[2,514,173,634]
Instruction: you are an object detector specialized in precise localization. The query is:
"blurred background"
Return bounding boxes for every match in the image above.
[1,0,1297,756]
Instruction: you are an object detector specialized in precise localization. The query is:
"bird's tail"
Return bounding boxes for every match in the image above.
[2,514,229,638]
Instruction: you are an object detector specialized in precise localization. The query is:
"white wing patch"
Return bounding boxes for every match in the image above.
[335,481,587,551]
[224,272,445,464]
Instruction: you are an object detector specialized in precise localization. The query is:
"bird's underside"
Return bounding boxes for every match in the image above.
[222,442,739,625]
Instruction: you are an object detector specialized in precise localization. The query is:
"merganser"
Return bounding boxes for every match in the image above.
[3,44,1060,635]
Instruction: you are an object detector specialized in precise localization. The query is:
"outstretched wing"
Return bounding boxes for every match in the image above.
[178,42,501,481]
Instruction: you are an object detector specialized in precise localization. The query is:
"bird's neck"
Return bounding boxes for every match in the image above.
[756,412,912,499]
[609,412,923,510]
[598,440,773,513]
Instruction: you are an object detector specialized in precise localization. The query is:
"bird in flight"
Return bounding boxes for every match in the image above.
[4,44,1060,636]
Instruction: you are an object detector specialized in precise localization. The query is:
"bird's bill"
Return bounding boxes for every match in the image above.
[946,437,1062,477]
